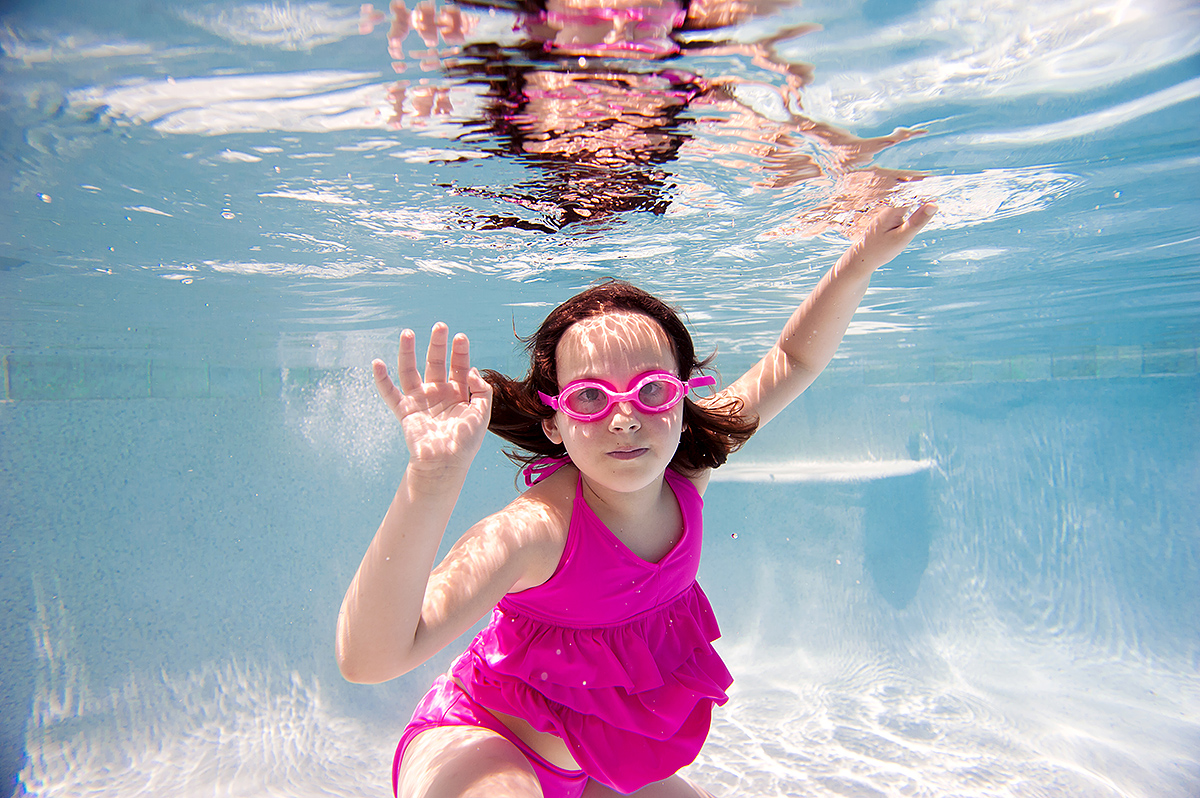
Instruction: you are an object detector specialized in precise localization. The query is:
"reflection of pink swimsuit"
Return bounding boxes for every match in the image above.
[394,463,732,796]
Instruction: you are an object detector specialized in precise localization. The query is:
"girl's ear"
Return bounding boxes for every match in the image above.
[542,416,563,445]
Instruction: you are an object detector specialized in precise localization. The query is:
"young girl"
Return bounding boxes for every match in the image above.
[337,202,937,798]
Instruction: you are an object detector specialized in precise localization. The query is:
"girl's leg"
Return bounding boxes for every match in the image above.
[397,725,544,798]
[582,774,715,798]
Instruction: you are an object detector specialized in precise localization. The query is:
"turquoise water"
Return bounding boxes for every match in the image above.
[2,0,1198,795]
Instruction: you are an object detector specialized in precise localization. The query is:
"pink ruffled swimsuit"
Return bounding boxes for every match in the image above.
[395,462,732,795]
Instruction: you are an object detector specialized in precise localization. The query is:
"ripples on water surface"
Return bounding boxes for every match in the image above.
[2,0,1198,796]
[4,0,1195,365]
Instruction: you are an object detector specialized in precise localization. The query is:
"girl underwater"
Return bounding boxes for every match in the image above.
[337,201,937,798]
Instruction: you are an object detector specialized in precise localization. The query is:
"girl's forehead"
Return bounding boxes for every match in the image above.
[555,312,677,377]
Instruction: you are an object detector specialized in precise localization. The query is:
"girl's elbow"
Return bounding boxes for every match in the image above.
[341,667,388,685]
[335,643,371,683]
[336,638,419,684]
[337,652,374,684]
[337,650,408,684]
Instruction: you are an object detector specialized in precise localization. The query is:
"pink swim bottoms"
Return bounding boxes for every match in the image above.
[393,674,589,798]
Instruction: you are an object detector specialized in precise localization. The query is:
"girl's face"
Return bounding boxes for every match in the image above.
[542,311,683,493]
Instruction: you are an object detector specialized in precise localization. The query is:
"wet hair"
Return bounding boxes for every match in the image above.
[481,279,758,474]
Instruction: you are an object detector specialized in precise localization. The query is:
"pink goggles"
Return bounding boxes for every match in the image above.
[539,370,716,422]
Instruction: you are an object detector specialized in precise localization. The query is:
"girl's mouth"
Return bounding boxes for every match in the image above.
[608,448,648,460]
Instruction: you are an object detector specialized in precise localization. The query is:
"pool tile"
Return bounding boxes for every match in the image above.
[1052,350,1097,379]
[7,355,149,400]
[1096,346,1142,378]
[209,366,263,398]
[865,361,934,385]
[1009,354,1052,382]
[1142,347,1197,375]
[261,368,284,397]
[970,359,1013,382]
[934,361,972,383]
[151,363,209,398]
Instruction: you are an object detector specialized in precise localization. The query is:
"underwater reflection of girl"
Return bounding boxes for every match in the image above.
[377,0,923,232]
[442,52,705,232]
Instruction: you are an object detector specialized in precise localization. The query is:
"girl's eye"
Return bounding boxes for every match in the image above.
[568,387,607,413]
[638,380,672,407]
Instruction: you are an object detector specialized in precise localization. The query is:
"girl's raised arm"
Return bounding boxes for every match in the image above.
[336,324,533,684]
[723,203,937,429]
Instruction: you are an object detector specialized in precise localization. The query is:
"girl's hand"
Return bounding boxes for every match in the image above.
[372,323,493,476]
[837,202,938,277]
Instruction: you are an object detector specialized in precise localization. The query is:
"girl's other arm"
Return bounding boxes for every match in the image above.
[724,203,936,427]
[336,325,544,684]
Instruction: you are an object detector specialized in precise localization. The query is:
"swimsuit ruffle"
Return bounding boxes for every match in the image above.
[450,583,732,793]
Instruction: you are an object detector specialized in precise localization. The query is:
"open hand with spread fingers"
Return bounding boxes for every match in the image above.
[372,323,493,477]
[837,203,938,277]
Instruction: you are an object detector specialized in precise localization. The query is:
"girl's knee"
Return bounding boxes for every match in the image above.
[398,726,543,798]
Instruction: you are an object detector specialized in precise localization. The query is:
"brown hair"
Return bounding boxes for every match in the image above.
[481,279,758,474]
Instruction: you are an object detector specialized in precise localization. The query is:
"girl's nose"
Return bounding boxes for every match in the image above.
[608,402,641,432]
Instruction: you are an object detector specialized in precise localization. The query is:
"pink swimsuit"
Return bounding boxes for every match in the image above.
[394,463,732,795]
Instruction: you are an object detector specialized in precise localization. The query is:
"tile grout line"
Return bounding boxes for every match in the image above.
[0,347,1196,400]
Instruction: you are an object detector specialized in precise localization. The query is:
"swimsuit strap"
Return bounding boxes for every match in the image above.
[522,455,573,487]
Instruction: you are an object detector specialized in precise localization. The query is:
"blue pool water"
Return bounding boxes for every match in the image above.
[2,0,1198,795]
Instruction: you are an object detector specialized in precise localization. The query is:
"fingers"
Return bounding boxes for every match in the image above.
[841,202,938,274]
[874,202,937,238]
[892,202,937,242]
[426,324,475,388]
[373,357,404,414]
[872,204,907,232]
[905,202,938,232]
[394,328,424,394]
[448,332,471,386]
[423,322,449,384]
[385,324,475,396]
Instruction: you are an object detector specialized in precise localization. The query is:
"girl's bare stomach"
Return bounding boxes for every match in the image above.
[451,676,581,770]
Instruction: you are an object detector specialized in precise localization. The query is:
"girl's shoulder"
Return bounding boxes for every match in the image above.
[488,464,576,591]
[515,462,577,526]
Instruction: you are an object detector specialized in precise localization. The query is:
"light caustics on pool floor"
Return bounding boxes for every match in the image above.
[20,578,1200,798]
